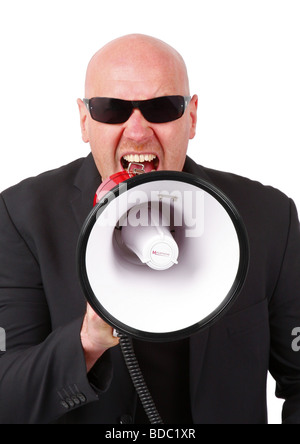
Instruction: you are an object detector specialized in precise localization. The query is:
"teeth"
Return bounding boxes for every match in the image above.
[123,154,157,163]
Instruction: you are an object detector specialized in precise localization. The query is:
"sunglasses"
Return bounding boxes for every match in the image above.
[83,95,191,124]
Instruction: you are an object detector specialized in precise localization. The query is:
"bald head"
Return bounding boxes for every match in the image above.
[85,34,190,99]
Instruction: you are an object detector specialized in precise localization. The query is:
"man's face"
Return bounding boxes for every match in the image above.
[78,40,198,181]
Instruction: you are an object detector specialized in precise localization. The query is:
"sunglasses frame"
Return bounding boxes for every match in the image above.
[83,95,192,124]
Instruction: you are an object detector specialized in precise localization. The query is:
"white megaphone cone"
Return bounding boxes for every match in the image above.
[77,170,249,342]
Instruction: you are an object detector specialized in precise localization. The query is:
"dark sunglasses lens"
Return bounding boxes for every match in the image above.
[89,98,132,124]
[141,96,185,123]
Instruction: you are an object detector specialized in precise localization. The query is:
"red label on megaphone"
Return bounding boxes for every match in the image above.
[94,171,133,206]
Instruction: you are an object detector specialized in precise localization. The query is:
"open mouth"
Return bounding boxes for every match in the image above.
[121,154,160,173]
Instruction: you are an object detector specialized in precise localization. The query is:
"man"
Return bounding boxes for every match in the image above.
[0,34,300,424]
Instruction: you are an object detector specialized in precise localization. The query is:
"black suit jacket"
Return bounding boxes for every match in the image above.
[0,154,300,424]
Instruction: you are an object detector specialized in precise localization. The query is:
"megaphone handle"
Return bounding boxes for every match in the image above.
[116,331,164,425]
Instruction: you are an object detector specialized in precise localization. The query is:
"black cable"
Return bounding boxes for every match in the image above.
[117,331,164,424]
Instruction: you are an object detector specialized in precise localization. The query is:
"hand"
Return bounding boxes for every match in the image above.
[80,303,119,372]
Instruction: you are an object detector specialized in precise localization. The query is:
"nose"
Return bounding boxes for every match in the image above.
[123,109,154,143]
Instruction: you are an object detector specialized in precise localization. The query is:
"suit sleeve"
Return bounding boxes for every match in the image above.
[0,195,102,424]
[269,199,300,424]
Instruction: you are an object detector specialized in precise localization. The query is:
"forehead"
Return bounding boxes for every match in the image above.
[86,46,187,99]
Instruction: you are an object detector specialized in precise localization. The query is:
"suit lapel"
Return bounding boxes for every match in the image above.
[183,156,215,184]
[189,329,211,420]
[70,153,101,230]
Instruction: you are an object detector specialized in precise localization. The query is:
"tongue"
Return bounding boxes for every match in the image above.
[143,160,156,173]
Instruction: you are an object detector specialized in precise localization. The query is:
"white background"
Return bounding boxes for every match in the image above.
[1,0,300,423]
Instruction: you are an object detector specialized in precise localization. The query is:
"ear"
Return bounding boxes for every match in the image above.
[189,94,198,140]
[77,99,90,143]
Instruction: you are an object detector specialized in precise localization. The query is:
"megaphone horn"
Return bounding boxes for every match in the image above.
[77,170,249,342]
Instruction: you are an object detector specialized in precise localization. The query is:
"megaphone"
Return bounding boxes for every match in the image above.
[77,170,249,342]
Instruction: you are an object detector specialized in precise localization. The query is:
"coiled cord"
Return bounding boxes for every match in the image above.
[117,331,164,424]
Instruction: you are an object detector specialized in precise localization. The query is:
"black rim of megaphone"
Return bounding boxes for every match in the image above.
[77,170,250,342]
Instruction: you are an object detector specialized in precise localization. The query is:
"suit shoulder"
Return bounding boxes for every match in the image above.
[198,166,295,238]
[1,157,86,206]
[202,165,290,206]
[3,158,85,195]
[0,157,90,227]
[185,157,289,205]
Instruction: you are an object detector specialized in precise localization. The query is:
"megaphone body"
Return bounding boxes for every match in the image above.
[121,204,179,271]
[77,170,249,342]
